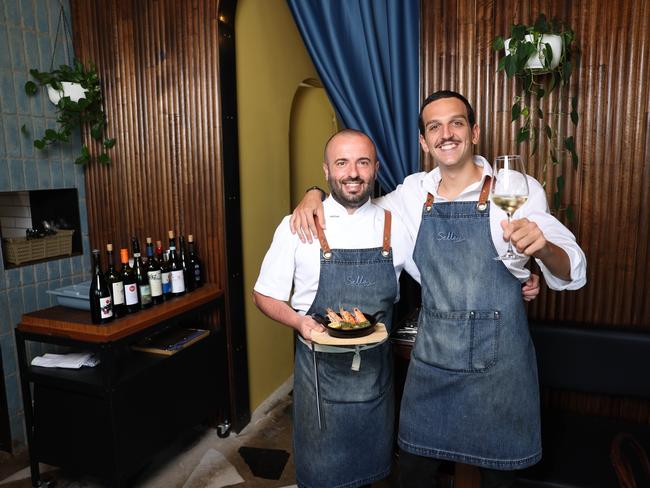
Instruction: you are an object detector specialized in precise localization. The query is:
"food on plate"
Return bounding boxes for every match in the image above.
[325,307,371,330]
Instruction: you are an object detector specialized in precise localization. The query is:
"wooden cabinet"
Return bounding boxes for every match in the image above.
[15,285,225,487]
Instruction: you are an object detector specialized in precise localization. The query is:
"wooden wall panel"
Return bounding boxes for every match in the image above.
[68,0,249,428]
[421,0,650,329]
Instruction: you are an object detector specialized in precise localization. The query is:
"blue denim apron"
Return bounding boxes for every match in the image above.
[294,210,398,488]
[398,180,542,470]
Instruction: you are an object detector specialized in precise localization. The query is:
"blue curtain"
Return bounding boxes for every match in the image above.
[287,0,420,192]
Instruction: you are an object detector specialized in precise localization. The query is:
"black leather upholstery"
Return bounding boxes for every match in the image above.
[517,322,650,488]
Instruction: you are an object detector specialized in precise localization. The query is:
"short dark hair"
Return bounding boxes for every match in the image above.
[418,90,476,135]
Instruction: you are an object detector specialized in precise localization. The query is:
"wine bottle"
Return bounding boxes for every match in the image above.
[146,237,164,304]
[120,248,139,313]
[168,230,186,296]
[187,234,203,288]
[179,235,193,292]
[157,240,172,300]
[132,237,152,309]
[89,249,113,324]
[105,243,126,317]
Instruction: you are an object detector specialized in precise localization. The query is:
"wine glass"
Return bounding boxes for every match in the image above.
[491,155,530,260]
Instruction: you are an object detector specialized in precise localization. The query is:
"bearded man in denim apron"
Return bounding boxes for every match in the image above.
[254,129,418,488]
[290,91,586,487]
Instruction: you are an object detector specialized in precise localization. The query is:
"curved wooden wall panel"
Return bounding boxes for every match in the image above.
[421,0,650,329]
[69,0,226,294]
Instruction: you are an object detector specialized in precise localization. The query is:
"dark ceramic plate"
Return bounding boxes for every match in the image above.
[311,311,381,338]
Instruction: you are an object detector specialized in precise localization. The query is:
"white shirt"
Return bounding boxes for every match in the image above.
[254,196,418,313]
[377,156,587,291]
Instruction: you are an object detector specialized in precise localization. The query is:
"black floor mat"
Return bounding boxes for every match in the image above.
[238,446,290,480]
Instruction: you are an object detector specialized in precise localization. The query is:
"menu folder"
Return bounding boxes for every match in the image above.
[131,328,209,356]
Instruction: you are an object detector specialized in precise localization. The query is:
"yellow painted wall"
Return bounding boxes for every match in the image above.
[236,0,335,411]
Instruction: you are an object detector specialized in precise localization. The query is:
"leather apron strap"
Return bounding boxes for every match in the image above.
[424,176,492,211]
[315,210,392,259]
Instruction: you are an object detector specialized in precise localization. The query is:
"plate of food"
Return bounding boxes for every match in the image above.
[312,308,379,338]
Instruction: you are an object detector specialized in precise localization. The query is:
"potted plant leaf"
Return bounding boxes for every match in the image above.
[492,13,579,220]
[23,59,115,165]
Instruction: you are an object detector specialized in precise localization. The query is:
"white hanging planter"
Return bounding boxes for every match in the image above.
[504,34,563,72]
[47,81,87,105]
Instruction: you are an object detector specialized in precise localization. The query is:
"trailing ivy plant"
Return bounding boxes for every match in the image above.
[492,14,579,220]
[23,60,115,165]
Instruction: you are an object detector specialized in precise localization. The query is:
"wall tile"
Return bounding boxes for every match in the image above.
[51,160,64,188]
[0,24,11,69]
[4,118,20,158]
[20,266,34,286]
[59,256,72,277]
[14,72,30,115]
[8,26,25,68]
[22,283,37,313]
[34,262,47,282]
[18,116,34,157]
[35,3,49,34]
[47,258,60,279]
[7,287,24,325]
[0,162,9,192]
[6,268,21,289]
[37,159,51,188]
[3,0,21,26]
[36,281,50,308]
[0,292,10,335]
[20,0,36,31]
[4,372,20,413]
[23,29,39,69]
[1,335,17,377]
[9,159,25,189]
[0,70,17,114]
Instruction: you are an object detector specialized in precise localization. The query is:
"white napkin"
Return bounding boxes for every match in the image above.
[31,352,100,369]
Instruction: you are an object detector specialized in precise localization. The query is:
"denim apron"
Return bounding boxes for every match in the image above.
[398,178,542,470]
[294,210,397,488]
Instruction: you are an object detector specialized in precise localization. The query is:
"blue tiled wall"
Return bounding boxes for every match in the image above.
[1,0,90,450]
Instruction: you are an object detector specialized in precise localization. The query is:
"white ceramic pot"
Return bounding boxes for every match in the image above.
[504,34,563,71]
[47,82,88,105]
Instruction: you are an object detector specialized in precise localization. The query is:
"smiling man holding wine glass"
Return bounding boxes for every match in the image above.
[290,90,586,488]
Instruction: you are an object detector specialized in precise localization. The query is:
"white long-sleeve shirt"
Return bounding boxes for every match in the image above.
[377,156,587,291]
[254,196,418,313]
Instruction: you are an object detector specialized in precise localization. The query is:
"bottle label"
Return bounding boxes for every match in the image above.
[111,282,125,305]
[193,265,201,282]
[125,283,139,305]
[140,284,152,305]
[161,271,172,294]
[171,270,185,293]
[100,296,113,319]
[148,270,163,297]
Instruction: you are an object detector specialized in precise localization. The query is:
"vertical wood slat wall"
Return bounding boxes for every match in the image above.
[421,0,650,328]
[421,0,650,422]
[69,0,237,418]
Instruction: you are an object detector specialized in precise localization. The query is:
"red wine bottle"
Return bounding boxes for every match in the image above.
[132,237,152,309]
[187,234,203,288]
[90,249,113,324]
[120,248,139,314]
[146,237,164,304]
[168,230,186,296]
[105,243,126,317]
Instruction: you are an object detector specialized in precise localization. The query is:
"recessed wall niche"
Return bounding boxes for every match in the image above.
[0,189,83,269]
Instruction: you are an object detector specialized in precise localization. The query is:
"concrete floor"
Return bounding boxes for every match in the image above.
[0,378,399,487]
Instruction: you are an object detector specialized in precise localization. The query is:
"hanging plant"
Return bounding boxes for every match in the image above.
[492,13,579,221]
[21,3,115,165]
[24,60,115,165]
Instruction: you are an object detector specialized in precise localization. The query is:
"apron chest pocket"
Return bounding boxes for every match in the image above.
[413,308,500,373]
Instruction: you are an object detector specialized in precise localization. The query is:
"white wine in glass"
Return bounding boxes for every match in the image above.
[491,155,529,260]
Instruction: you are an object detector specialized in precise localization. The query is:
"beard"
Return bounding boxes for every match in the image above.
[328,176,374,210]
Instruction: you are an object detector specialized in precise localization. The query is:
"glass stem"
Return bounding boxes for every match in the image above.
[506,213,515,255]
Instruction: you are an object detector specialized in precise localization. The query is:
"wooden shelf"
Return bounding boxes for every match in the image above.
[18,284,223,343]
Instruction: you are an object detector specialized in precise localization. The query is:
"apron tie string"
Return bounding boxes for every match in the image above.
[351,346,362,371]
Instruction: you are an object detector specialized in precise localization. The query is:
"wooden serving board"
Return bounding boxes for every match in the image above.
[311,323,387,346]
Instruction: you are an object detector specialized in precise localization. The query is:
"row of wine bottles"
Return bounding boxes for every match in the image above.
[90,230,203,324]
